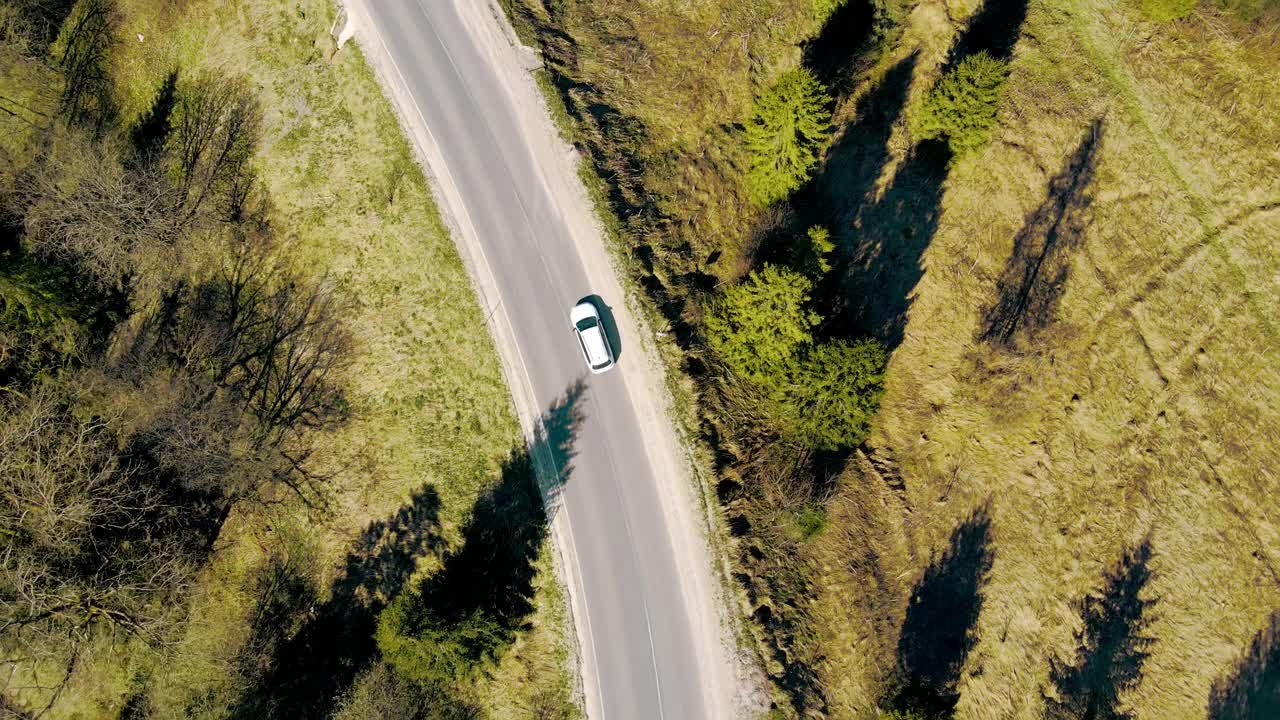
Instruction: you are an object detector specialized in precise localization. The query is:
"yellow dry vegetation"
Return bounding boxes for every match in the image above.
[806,1,1280,717]
[530,0,827,146]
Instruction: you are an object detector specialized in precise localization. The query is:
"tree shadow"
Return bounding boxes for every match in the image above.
[230,383,585,717]
[378,382,586,681]
[815,51,919,237]
[891,504,994,712]
[1207,610,1280,720]
[804,52,933,348]
[840,136,951,348]
[824,0,1032,350]
[530,380,586,515]
[129,69,178,162]
[57,0,117,132]
[409,448,548,660]
[419,382,585,642]
[1042,536,1158,720]
[229,487,445,719]
[8,0,78,52]
[980,117,1104,347]
[803,0,878,102]
[947,0,1031,70]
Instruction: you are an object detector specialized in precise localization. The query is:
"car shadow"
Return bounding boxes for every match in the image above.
[578,294,623,362]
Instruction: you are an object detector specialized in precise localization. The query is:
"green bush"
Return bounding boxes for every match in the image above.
[910,51,1010,157]
[707,266,887,450]
[376,592,504,685]
[744,68,833,206]
[0,253,87,382]
[802,225,836,276]
[783,338,887,450]
[706,264,820,387]
[1216,0,1280,21]
[789,503,828,540]
[1139,0,1199,21]
[334,663,480,720]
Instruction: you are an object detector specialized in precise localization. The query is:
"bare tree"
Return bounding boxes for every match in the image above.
[106,230,352,508]
[0,386,198,662]
[17,129,182,293]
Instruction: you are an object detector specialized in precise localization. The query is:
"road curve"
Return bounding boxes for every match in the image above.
[351,3,726,719]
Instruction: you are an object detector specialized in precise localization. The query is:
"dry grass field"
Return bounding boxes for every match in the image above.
[774,0,1280,716]
[506,0,1280,717]
[2,0,577,717]
[818,1,1280,717]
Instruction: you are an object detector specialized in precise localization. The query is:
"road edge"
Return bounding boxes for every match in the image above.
[459,2,753,718]
[340,3,598,717]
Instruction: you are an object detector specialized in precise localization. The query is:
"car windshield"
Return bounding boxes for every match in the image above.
[575,316,598,332]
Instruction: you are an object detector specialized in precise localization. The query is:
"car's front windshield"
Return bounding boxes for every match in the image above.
[575,316,598,332]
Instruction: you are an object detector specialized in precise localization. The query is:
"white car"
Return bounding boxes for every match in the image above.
[570,300,615,374]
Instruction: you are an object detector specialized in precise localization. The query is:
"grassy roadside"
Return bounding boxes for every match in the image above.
[3,0,579,716]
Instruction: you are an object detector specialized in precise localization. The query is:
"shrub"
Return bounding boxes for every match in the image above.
[0,386,200,656]
[802,224,836,276]
[784,338,888,450]
[744,68,833,206]
[910,51,1010,157]
[1139,0,1199,21]
[334,663,480,720]
[789,503,828,540]
[706,265,820,388]
[19,129,182,293]
[376,592,505,685]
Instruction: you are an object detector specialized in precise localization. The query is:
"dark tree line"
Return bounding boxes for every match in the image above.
[1,3,351,704]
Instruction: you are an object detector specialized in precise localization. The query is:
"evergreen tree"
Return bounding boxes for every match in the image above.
[377,592,505,685]
[784,337,887,450]
[706,264,820,388]
[911,51,1010,157]
[802,224,836,276]
[744,68,833,206]
[0,252,87,382]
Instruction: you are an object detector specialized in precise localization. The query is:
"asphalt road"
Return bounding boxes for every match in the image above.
[359,3,709,718]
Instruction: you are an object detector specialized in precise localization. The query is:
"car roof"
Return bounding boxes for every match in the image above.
[580,323,610,367]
